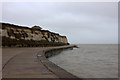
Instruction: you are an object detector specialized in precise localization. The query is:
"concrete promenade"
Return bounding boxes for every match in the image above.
[2,45,78,78]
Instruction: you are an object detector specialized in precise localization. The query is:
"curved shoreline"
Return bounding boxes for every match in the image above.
[37,45,78,78]
[2,45,79,79]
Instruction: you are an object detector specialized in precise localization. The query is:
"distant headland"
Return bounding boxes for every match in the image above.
[0,22,69,47]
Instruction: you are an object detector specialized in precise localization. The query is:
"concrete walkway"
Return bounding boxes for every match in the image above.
[2,45,77,78]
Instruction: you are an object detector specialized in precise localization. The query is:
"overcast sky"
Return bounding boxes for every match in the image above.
[2,2,118,44]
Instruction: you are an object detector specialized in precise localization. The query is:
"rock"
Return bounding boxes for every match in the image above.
[1,22,69,47]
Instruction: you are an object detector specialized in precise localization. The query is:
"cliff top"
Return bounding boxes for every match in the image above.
[0,22,66,38]
[32,26,42,30]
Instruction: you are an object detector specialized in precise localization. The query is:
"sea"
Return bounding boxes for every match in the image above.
[48,44,118,78]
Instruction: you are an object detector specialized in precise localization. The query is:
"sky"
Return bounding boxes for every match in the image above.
[2,2,118,44]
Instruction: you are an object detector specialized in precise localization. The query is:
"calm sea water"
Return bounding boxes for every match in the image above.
[48,44,118,78]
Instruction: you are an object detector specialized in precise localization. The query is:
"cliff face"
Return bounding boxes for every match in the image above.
[1,23,69,47]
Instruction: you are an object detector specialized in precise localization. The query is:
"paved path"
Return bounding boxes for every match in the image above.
[2,45,77,78]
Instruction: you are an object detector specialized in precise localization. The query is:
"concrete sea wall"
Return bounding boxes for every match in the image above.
[37,45,78,78]
[2,45,78,79]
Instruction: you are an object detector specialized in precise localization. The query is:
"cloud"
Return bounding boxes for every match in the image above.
[2,2,118,44]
